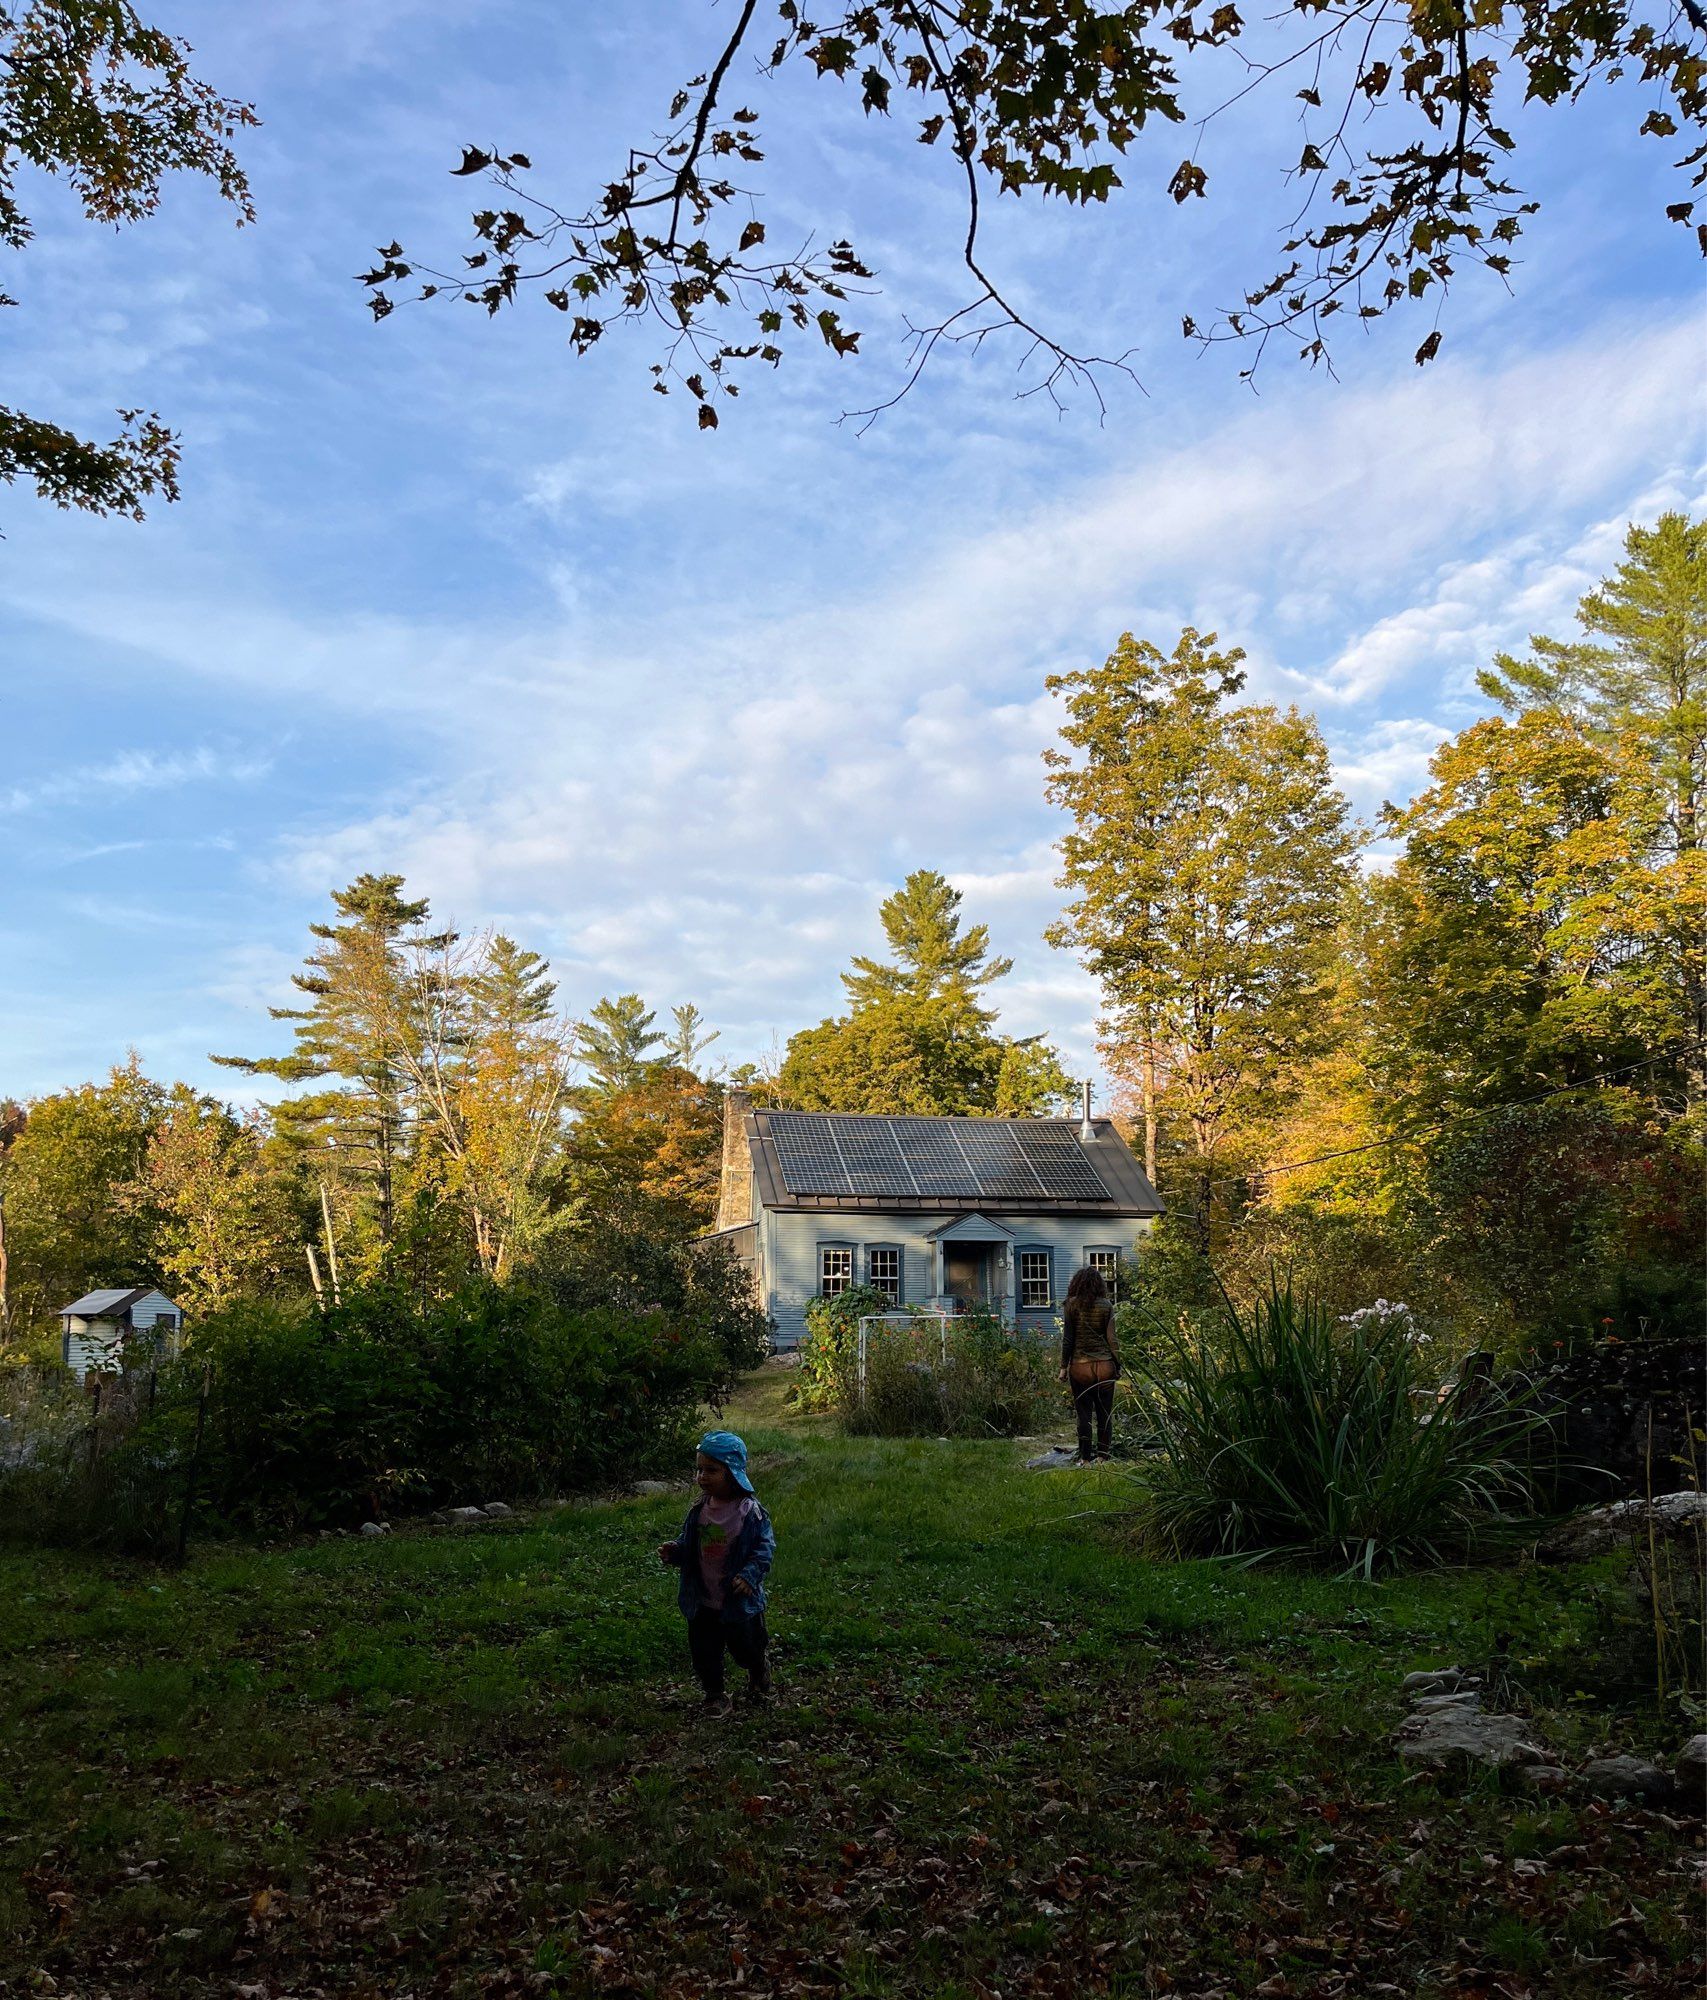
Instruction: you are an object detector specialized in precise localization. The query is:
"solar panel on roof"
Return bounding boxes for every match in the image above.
[890,1117,971,1195]
[954,1123,1048,1197]
[834,1125,918,1197]
[1014,1126,1112,1201]
[766,1112,1115,1203]
[769,1115,851,1195]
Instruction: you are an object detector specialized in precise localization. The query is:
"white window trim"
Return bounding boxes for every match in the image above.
[818,1242,855,1298]
[866,1243,903,1304]
[1085,1245,1121,1299]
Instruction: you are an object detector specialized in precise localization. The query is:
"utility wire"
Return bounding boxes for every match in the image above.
[1245,1049,1680,1186]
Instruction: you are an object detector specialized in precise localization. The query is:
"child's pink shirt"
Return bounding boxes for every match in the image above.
[697,1493,754,1610]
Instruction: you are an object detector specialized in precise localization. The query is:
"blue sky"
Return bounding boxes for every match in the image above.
[2,1,1703,1104]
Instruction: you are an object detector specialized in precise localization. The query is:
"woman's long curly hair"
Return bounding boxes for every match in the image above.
[1065,1264,1109,1307]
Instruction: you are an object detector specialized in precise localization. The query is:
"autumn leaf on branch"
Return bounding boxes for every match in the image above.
[362,0,1707,424]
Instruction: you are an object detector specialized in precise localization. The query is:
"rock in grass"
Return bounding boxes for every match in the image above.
[359,1521,389,1537]
[1579,1754,1674,1804]
[1025,1447,1080,1471]
[1412,1690,1483,1713]
[446,1506,484,1523]
[1675,1734,1707,1794]
[1540,1491,1707,1560]
[634,1480,676,1496]
[1402,1667,1468,1698]
[1393,1706,1550,1772]
[482,1502,512,1517]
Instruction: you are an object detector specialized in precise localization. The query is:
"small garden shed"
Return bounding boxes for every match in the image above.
[707,1092,1164,1349]
[59,1288,184,1377]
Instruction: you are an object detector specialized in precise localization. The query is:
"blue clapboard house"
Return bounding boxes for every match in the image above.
[707,1090,1165,1350]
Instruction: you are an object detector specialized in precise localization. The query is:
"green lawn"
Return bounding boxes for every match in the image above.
[2,1369,1699,1998]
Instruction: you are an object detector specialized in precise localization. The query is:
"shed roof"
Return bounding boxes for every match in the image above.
[745,1110,1163,1217]
[59,1286,168,1318]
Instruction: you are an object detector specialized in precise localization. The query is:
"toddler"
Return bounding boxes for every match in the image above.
[657,1430,775,1708]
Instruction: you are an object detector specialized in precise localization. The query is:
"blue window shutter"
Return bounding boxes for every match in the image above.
[1046,1245,1056,1308]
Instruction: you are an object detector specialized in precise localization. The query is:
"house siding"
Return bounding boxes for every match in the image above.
[763,1210,1156,1351]
[60,1293,184,1377]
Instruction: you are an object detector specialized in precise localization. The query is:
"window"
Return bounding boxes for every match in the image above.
[867,1245,902,1302]
[819,1245,854,1297]
[1086,1247,1120,1298]
[1018,1248,1052,1310]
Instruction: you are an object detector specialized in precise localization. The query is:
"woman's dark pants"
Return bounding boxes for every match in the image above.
[1072,1367,1116,1460]
[688,1609,769,1694]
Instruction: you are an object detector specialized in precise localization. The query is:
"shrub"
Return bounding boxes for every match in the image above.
[835,1303,1059,1439]
[1131,1280,1545,1575]
[540,1212,769,1384]
[0,1277,737,1549]
[796,1283,891,1411]
[0,1365,196,1552]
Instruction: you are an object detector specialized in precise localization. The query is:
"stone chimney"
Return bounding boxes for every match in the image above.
[714,1086,755,1231]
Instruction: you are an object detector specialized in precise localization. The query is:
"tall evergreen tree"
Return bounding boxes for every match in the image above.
[468,934,557,1034]
[666,1002,719,1075]
[783,873,1072,1116]
[575,994,665,1095]
[1046,629,1358,1235]
[842,870,1013,1016]
[213,874,452,1251]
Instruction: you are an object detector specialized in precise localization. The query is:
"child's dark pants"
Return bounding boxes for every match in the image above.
[688,1609,769,1694]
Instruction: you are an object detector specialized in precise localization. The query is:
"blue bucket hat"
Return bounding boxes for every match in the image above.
[696,1430,755,1496]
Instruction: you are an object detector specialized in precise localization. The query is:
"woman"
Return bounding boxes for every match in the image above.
[1059,1265,1119,1463]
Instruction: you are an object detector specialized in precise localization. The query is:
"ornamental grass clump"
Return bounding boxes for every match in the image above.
[1132,1281,1545,1576]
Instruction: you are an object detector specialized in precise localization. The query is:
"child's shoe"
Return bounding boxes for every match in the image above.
[744,1668,773,1703]
[700,1689,732,1716]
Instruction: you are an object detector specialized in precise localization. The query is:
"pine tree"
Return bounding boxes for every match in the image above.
[468,935,557,1034]
[782,873,1071,1116]
[575,994,665,1095]
[213,874,452,1251]
[842,870,1013,1015]
[667,1003,719,1075]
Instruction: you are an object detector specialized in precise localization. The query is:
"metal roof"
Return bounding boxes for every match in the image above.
[59,1286,162,1318]
[746,1110,1163,1217]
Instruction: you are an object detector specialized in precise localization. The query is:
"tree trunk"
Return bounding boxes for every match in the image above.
[1141,1032,1158,1187]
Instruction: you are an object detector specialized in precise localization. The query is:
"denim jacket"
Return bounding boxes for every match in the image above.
[663,1498,775,1621]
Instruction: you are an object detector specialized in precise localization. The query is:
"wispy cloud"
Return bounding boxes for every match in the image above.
[1,747,272,816]
[0,0,1699,1101]
[254,314,1702,1086]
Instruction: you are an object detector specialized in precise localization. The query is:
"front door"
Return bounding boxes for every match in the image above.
[942,1241,994,1310]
